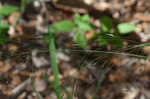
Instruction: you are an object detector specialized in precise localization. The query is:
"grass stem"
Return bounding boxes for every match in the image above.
[49,28,62,99]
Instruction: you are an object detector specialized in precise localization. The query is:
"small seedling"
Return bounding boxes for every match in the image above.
[47,27,63,99]
[43,15,137,99]
[45,14,136,49]
[44,18,79,99]
[44,21,74,99]
[45,13,92,49]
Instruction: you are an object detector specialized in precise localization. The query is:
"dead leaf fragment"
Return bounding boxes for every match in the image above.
[34,79,47,92]
[8,12,19,25]
[134,13,150,22]
[0,60,11,73]
[108,69,126,83]
[143,46,150,56]
[8,44,18,54]
[11,74,21,86]
[85,29,95,40]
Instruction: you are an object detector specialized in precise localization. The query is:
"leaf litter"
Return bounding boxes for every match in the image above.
[0,0,150,99]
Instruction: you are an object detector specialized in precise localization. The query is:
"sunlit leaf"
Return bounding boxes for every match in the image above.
[53,20,74,32]
[117,23,136,34]
[81,14,90,23]
[74,13,81,24]
[74,30,87,48]
[77,22,92,32]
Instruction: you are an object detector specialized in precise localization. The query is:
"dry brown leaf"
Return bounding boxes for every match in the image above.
[8,12,19,25]
[0,61,11,73]
[79,68,89,82]
[8,44,18,54]
[49,74,63,84]
[108,69,126,83]
[11,74,21,86]
[111,56,122,66]
[34,79,47,92]
[134,13,150,22]
[85,29,95,40]
[143,46,150,56]
[17,92,27,99]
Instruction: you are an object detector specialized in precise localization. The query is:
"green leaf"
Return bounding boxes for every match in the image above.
[100,16,113,32]
[0,33,9,45]
[49,26,57,34]
[77,22,92,32]
[74,13,81,24]
[0,23,9,32]
[112,35,123,48]
[0,5,19,16]
[98,34,111,46]
[81,14,90,23]
[48,26,62,99]
[53,20,74,32]
[0,23,9,45]
[117,23,136,34]
[73,13,91,32]
[74,30,87,48]
[44,27,57,44]
[43,34,50,44]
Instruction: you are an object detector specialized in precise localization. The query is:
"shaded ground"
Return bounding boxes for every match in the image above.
[0,0,150,99]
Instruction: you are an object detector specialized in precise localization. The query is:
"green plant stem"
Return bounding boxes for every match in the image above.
[92,68,110,99]
[70,49,148,59]
[49,33,62,99]
[62,84,72,99]
[124,42,150,50]
[31,79,43,99]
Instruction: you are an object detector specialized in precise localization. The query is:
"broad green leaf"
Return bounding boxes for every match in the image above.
[117,23,136,34]
[100,16,113,32]
[77,22,92,32]
[74,30,87,48]
[53,20,74,32]
[49,26,57,34]
[74,13,81,24]
[0,5,19,16]
[74,13,91,32]
[81,14,90,23]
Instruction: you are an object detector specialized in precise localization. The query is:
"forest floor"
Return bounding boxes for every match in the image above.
[1,0,150,99]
